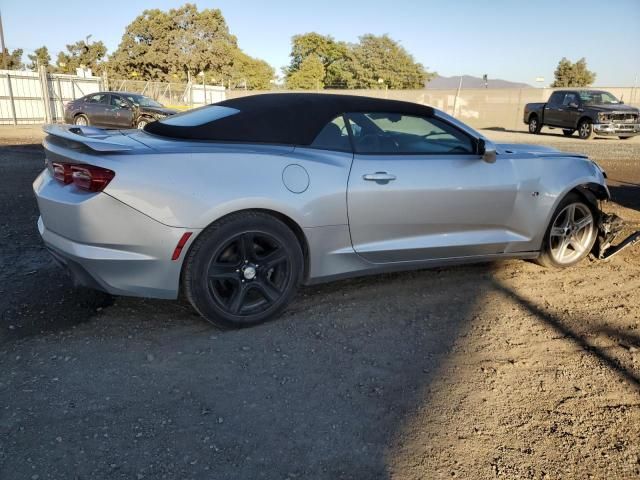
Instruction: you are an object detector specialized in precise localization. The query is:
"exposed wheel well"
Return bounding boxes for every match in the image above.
[577,116,593,128]
[528,112,538,122]
[571,183,609,213]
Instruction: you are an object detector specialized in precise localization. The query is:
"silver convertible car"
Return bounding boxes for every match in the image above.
[34,93,614,328]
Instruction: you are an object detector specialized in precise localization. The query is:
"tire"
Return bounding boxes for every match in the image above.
[74,114,89,126]
[528,115,541,134]
[578,119,594,139]
[183,211,303,329]
[618,136,632,140]
[136,118,150,129]
[537,193,598,269]
[562,129,575,137]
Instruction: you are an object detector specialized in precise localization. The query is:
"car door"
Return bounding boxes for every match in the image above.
[559,92,582,129]
[346,112,520,263]
[83,93,110,127]
[544,92,564,126]
[107,94,135,128]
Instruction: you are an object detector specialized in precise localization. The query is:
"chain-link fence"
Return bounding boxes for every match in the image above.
[108,79,225,109]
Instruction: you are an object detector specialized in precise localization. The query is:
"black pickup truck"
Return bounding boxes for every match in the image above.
[523,90,639,140]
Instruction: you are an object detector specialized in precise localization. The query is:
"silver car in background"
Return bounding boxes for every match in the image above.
[33,94,609,328]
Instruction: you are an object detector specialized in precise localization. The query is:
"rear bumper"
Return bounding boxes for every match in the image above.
[34,169,199,299]
[593,122,640,136]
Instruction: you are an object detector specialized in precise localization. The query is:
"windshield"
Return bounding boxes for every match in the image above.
[122,94,164,108]
[577,91,620,105]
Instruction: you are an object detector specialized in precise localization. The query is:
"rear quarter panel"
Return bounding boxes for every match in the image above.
[100,144,353,230]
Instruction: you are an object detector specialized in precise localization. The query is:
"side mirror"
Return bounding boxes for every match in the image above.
[479,139,497,164]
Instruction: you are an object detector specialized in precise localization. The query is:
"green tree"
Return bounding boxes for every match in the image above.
[1,48,24,70]
[56,40,107,74]
[351,34,431,89]
[285,33,355,87]
[284,33,433,89]
[286,55,325,90]
[551,57,596,87]
[229,51,274,89]
[108,3,271,88]
[27,46,51,71]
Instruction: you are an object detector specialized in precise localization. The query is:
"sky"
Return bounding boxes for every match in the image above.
[1,0,639,86]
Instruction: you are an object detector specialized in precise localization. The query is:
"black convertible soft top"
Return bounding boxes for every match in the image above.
[144,93,435,145]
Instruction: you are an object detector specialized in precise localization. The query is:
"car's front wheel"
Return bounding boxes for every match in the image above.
[578,119,594,139]
[137,118,150,129]
[537,193,597,268]
[183,212,303,329]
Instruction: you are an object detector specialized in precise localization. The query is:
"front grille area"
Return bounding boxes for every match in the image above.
[599,112,638,123]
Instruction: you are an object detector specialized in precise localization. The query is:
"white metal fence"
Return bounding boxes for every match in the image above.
[0,68,103,125]
[0,70,227,125]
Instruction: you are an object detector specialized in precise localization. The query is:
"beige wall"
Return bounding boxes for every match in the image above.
[226,87,640,131]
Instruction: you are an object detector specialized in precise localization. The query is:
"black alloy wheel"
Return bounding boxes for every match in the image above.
[207,231,291,316]
[183,212,303,328]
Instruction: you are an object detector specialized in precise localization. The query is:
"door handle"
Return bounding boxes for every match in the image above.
[363,172,396,183]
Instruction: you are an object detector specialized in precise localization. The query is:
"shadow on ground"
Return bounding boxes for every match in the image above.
[608,182,640,214]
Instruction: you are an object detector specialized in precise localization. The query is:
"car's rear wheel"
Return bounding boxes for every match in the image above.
[528,115,541,134]
[537,193,597,268]
[562,129,575,137]
[578,119,594,139]
[74,114,89,126]
[183,212,303,329]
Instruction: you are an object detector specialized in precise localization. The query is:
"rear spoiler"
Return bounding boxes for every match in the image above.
[43,124,133,152]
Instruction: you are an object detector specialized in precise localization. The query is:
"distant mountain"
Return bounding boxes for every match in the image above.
[426,75,532,89]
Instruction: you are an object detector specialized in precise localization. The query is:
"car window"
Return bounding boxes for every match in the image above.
[548,92,564,106]
[345,112,475,155]
[86,94,108,104]
[562,93,579,106]
[578,91,621,105]
[110,95,129,108]
[310,115,351,151]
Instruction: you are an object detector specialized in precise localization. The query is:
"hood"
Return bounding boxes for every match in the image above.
[584,104,639,114]
[139,106,178,116]
[496,143,588,159]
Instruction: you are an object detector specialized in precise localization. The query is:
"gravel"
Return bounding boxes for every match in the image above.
[0,127,639,479]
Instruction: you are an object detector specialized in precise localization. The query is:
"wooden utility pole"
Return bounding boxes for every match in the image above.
[0,11,8,70]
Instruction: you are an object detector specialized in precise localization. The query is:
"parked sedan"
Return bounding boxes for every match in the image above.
[36,94,610,328]
[64,92,177,129]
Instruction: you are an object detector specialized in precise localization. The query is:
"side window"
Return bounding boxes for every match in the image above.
[110,95,128,108]
[310,115,351,151]
[548,92,563,106]
[562,93,578,106]
[346,112,475,155]
[87,94,108,104]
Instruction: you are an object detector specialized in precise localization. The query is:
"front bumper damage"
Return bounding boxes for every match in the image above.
[592,122,640,137]
[597,212,640,260]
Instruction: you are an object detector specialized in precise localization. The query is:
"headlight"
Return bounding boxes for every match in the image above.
[598,112,610,123]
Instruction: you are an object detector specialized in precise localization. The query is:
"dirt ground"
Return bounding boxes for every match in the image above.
[0,125,639,479]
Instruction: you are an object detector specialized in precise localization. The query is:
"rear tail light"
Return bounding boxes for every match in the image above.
[49,161,115,192]
[51,162,73,184]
